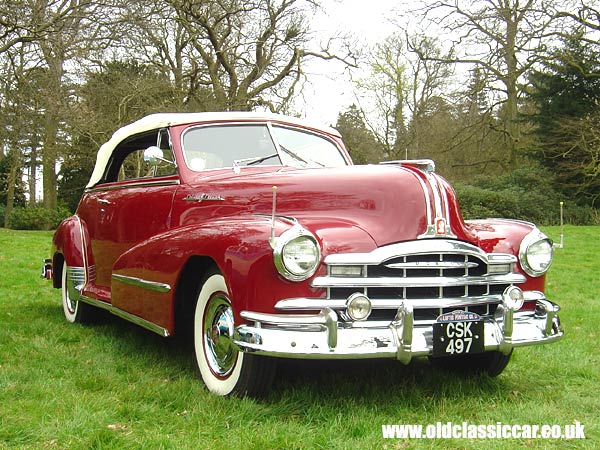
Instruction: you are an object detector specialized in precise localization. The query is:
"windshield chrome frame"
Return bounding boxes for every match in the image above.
[180,121,349,172]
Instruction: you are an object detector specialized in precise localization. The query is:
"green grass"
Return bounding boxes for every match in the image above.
[0,226,598,449]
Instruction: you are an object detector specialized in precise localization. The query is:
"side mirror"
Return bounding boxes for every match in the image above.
[143,146,163,164]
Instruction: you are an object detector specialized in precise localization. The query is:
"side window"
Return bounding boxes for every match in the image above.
[117,147,176,181]
[105,129,177,183]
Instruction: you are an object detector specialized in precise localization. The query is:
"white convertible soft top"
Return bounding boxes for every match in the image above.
[86,111,340,188]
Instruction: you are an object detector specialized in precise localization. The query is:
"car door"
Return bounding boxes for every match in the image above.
[78,129,178,316]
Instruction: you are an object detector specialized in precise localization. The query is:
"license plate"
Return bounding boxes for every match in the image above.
[432,313,484,357]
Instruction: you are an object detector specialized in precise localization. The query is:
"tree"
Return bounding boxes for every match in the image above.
[0,44,43,224]
[433,67,507,180]
[334,105,385,164]
[526,35,600,205]
[120,0,215,110]
[420,0,569,169]
[59,60,183,210]
[164,0,357,112]
[355,32,458,165]
[0,0,91,53]
[555,2,600,47]
[355,33,409,159]
[0,0,122,210]
[404,33,454,160]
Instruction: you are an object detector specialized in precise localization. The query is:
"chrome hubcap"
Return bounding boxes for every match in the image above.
[203,294,237,377]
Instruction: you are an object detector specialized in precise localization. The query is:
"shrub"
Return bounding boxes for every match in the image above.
[7,205,71,230]
[453,166,599,225]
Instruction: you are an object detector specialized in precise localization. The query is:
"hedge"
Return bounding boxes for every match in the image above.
[7,205,71,231]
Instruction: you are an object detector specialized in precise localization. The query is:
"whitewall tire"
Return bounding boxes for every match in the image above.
[193,272,276,397]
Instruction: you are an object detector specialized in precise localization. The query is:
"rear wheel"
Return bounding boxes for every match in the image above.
[193,271,276,397]
[431,350,513,377]
[61,264,94,324]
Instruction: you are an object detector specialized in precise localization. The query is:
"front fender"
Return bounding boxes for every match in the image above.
[466,218,546,291]
[111,215,378,332]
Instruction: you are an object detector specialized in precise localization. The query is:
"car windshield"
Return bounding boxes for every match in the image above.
[182,123,348,171]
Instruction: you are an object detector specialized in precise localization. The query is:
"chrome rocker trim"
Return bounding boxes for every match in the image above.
[65,267,170,337]
[234,292,562,361]
[79,295,170,337]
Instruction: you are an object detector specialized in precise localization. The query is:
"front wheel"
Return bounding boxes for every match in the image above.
[193,272,276,397]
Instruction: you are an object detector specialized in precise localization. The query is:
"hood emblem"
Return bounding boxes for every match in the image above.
[435,217,447,235]
[183,193,225,202]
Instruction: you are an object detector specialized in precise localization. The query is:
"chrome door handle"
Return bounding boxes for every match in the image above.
[96,198,111,205]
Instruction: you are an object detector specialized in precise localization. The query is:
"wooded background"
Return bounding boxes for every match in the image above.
[1,0,599,228]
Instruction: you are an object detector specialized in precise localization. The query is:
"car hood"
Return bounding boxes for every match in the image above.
[178,164,470,247]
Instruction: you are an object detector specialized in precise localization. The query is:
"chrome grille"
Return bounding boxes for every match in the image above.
[309,240,525,323]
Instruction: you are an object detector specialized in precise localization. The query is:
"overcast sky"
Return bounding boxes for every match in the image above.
[298,0,402,126]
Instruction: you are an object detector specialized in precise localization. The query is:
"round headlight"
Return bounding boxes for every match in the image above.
[519,229,553,277]
[273,225,321,281]
[283,236,319,275]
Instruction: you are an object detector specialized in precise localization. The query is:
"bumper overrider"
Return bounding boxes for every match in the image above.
[234,291,562,362]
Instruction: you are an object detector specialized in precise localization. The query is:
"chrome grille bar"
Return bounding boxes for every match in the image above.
[384,261,479,270]
[312,273,525,289]
[276,295,505,311]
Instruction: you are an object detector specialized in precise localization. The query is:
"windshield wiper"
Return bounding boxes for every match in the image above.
[233,153,279,167]
[278,144,324,167]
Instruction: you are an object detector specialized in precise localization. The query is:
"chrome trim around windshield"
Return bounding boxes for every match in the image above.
[112,273,171,293]
[180,121,351,172]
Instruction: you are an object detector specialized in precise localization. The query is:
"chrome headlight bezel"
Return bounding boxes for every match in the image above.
[518,228,554,277]
[273,225,321,282]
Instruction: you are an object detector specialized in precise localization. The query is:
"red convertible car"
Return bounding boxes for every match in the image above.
[43,112,563,396]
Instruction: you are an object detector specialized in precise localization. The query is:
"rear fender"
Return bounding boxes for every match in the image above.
[51,216,94,289]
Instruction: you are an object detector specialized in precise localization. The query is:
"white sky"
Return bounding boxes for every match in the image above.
[298,0,402,126]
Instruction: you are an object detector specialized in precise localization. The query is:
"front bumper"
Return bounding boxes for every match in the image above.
[234,293,562,363]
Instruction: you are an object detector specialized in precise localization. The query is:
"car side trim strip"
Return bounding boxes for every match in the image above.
[77,295,170,337]
[85,179,180,193]
[112,273,172,293]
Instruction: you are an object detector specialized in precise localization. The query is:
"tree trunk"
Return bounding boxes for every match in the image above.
[29,144,37,205]
[4,150,20,228]
[41,55,63,210]
[503,9,520,170]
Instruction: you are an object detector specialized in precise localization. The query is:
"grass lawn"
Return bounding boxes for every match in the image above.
[0,226,598,449]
